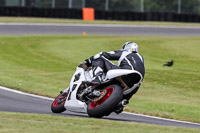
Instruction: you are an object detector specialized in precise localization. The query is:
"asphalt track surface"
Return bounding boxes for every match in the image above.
[0,23,200,36]
[0,86,200,129]
[0,23,200,129]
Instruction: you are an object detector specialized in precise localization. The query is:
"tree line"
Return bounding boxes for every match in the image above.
[0,0,199,14]
[85,0,199,14]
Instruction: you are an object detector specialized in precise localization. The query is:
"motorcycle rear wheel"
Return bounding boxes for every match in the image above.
[51,92,66,113]
[87,84,123,118]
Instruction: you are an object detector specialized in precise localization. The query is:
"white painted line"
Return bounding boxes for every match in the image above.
[0,85,200,126]
[0,23,200,29]
[0,86,54,101]
[123,111,200,126]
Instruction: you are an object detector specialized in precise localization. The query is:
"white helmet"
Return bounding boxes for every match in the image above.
[122,41,139,53]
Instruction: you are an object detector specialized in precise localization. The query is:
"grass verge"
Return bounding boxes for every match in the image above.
[0,17,200,27]
[0,35,199,123]
[0,112,199,133]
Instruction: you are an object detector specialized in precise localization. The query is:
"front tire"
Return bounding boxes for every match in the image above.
[51,92,67,113]
[87,84,123,118]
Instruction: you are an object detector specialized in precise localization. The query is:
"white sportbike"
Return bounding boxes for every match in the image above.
[51,65,143,118]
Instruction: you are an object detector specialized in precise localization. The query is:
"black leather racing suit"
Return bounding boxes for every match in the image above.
[85,49,145,100]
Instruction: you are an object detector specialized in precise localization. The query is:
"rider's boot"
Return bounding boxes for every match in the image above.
[91,66,104,84]
[80,67,104,100]
[82,66,104,87]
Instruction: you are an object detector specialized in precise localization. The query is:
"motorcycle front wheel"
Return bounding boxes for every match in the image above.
[87,84,123,118]
[51,92,67,113]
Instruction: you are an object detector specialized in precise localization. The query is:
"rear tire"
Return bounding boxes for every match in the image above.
[51,93,66,113]
[87,84,123,118]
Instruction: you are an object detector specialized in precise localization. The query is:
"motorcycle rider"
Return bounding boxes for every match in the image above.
[80,41,145,113]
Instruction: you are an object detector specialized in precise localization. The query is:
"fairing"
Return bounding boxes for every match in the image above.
[63,67,143,113]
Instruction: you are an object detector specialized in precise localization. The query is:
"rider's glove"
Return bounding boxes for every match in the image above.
[85,56,94,67]
[78,56,93,70]
[78,62,88,70]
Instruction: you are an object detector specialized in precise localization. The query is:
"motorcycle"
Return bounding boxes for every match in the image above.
[51,64,143,118]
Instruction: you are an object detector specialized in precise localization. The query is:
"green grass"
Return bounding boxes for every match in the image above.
[0,35,200,124]
[0,112,199,133]
[1,17,200,27]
